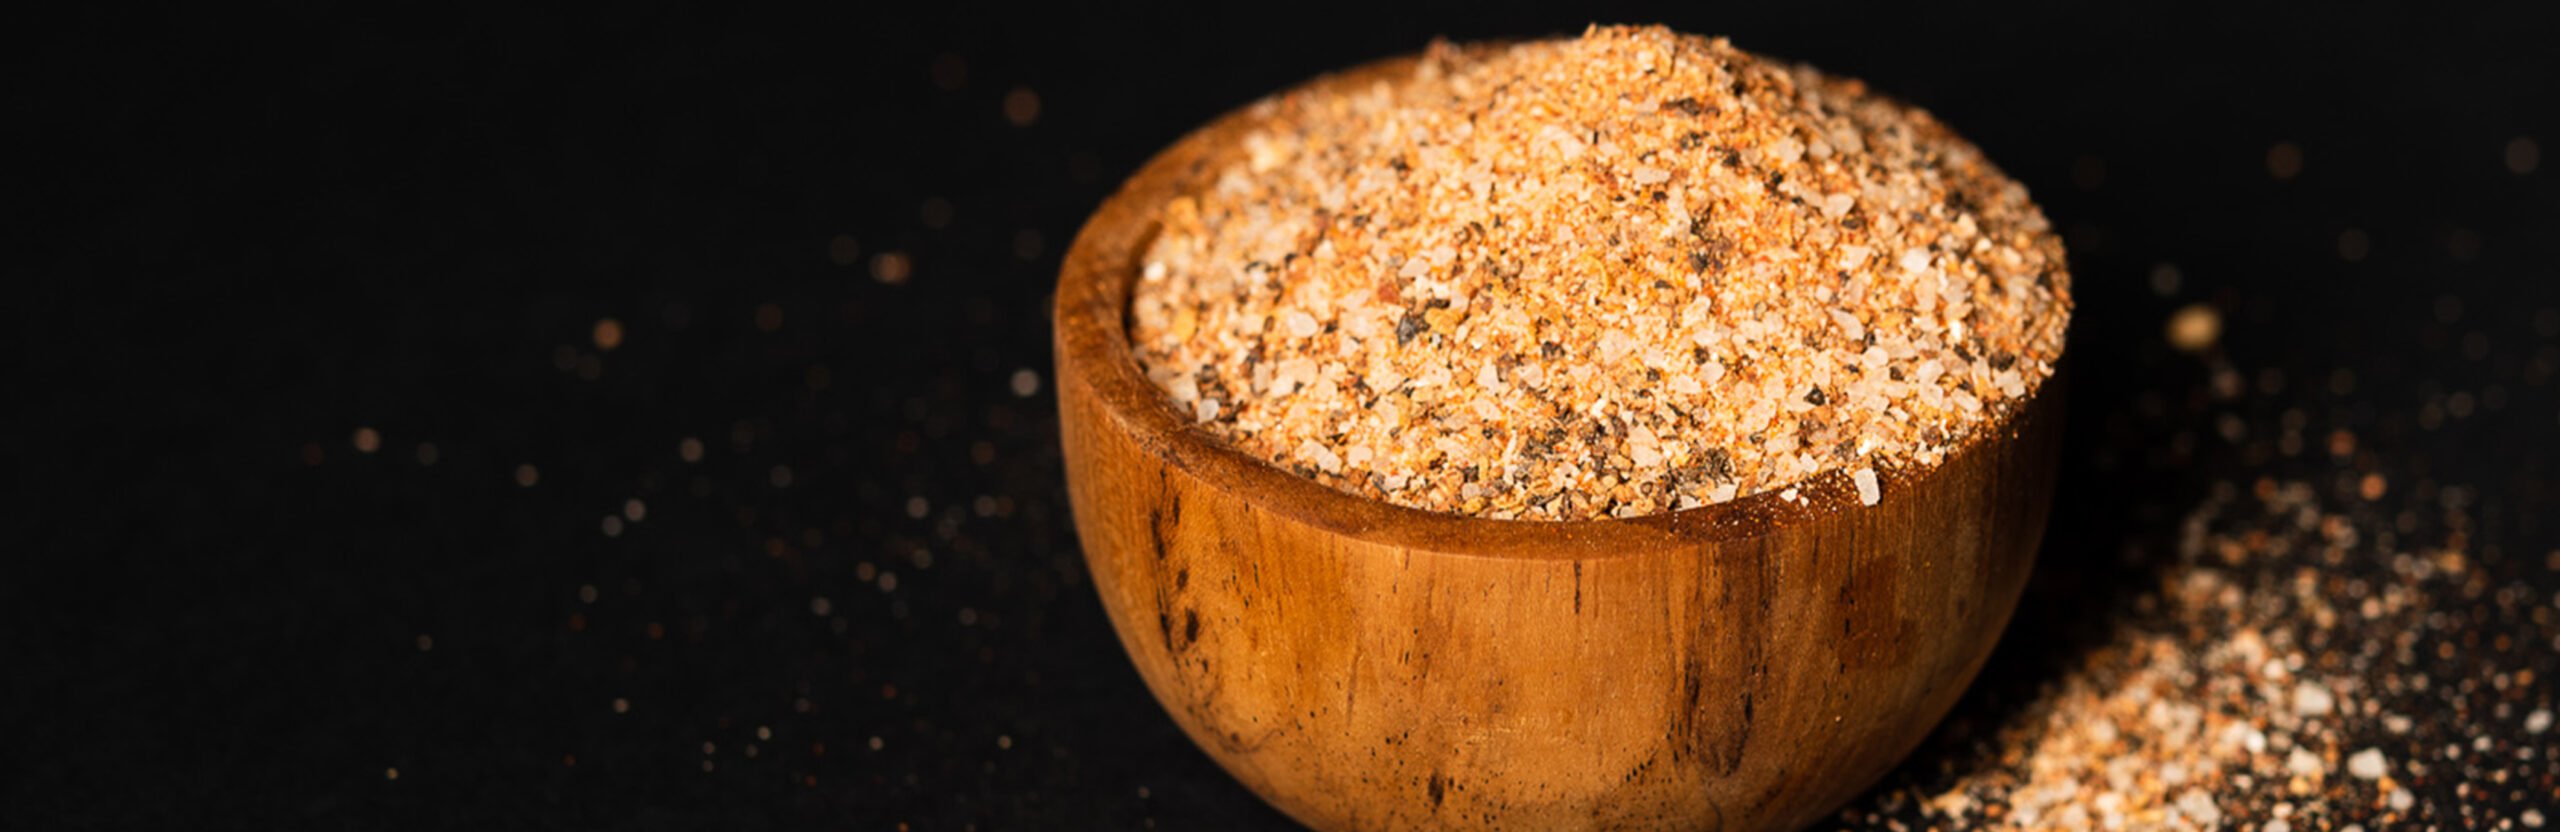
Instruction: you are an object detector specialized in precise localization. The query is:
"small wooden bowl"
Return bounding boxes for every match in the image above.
[1054,56,2064,832]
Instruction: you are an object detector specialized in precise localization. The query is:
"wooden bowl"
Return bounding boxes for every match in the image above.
[1053,56,2064,832]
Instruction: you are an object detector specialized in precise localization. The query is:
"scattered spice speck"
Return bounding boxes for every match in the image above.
[2167,303,2222,354]
[871,252,912,285]
[1003,87,1040,127]
[593,317,624,351]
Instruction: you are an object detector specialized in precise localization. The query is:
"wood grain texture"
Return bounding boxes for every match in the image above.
[1054,56,2065,832]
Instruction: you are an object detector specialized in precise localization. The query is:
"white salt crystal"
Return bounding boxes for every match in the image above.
[2173,789,2220,826]
[1822,192,1855,218]
[1298,440,1342,474]
[1768,136,1804,165]
[1598,329,1636,362]
[2286,747,2323,777]
[1539,124,1585,157]
[1283,309,1320,338]
[2346,747,2388,780]
[1995,368,2027,398]
[2294,681,2336,717]
[1829,309,1866,342]
[1341,307,1379,339]
[1164,373,1200,404]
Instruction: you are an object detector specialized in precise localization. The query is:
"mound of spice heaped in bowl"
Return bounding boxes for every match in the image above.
[1128,25,2070,521]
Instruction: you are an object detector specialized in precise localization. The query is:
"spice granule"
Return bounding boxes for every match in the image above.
[1130,25,2071,520]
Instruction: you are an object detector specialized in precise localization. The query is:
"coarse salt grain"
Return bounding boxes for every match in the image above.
[2174,789,2220,825]
[2294,681,2335,716]
[1283,309,1320,338]
[2346,747,2387,780]
[2286,747,2323,777]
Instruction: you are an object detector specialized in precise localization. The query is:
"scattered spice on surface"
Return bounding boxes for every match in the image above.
[1843,423,2558,829]
[1128,25,2070,520]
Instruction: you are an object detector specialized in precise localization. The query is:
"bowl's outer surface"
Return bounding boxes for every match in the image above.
[1055,56,2065,832]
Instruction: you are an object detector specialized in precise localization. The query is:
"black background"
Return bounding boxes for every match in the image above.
[12,2,2558,828]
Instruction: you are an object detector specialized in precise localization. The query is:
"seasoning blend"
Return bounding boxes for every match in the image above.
[1131,25,2070,520]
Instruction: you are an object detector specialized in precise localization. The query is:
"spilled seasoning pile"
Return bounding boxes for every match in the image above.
[1128,25,2071,520]
[1843,348,2560,829]
[1844,443,2558,829]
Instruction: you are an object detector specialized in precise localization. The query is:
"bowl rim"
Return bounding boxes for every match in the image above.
[1054,53,2064,561]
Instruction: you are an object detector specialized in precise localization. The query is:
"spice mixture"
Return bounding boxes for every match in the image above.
[1128,25,2071,520]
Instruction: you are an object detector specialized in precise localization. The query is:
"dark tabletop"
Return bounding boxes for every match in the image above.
[11,3,2558,828]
